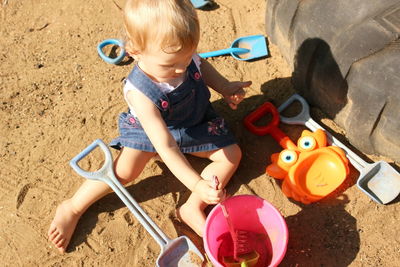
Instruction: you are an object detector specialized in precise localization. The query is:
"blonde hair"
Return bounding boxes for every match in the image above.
[124,0,200,54]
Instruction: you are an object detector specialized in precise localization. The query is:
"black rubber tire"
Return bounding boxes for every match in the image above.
[266,0,400,161]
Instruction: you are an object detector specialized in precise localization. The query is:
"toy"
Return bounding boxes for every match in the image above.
[278,93,400,204]
[204,195,288,267]
[212,176,259,266]
[191,0,211,9]
[244,102,350,204]
[198,35,268,61]
[70,139,204,266]
[97,39,126,65]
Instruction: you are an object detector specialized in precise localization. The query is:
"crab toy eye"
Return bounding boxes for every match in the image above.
[280,150,298,164]
[298,136,316,151]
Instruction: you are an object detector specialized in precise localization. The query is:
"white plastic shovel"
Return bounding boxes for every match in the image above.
[70,139,204,266]
[278,94,400,204]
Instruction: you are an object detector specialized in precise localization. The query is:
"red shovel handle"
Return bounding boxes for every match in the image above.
[244,102,296,149]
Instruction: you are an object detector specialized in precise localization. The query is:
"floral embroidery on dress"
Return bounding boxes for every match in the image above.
[208,117,228,136]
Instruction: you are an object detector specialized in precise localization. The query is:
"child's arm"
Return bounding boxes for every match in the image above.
[199,58,252,109]
[126,89,224,204]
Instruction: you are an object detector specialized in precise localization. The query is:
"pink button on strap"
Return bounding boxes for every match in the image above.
[129,117,136,124]
[161,100,169,109]
[194,72,201,80]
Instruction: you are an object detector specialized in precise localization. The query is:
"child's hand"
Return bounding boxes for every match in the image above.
[222,81,252,110]
[193,179,226,204]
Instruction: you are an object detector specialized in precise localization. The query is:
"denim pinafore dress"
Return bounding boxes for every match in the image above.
[110,60,237,153]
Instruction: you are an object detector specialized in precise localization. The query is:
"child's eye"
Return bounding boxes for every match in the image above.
[279,150,297,164]
[298,136,316,151]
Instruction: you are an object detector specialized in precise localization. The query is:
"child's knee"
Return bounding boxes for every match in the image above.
[225,144,242,166]
[114,165,136,184]
[114,149,155,184]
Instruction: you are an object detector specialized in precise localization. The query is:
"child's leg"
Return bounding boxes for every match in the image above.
[48,147,156,253]
[178,144,242,236]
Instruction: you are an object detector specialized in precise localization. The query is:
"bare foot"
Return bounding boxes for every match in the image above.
[177,203,206,237]
[48,199,82,253]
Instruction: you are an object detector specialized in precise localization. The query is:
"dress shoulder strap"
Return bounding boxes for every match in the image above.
[126,65,169,112]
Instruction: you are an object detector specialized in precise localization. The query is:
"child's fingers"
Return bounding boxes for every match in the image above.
[235,87,246,96]
[229,102,238,110]
[227,93,244,109]
[205,190,221,203]
[210,176,219,190]
[215,188,225,198]
[213,189,227,203]
[219,189,227,201]
[233,93,245,102]
[231,94,240,102]
[231,87,245,98]
[208,177,227,202]
[241,80,252,88]
[207,185,224,198]
[207,192,225,204]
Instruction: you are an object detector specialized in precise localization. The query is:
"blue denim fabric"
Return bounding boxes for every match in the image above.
[110,60,237,153]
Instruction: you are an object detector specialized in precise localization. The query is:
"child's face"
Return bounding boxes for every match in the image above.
[136,45,196,84]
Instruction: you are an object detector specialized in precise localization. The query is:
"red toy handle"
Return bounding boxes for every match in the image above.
[244,102,296,149]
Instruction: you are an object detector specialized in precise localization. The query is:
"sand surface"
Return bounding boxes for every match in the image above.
[1,0,399,266]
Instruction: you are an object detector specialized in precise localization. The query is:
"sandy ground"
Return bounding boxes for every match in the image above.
[1,0,399,266]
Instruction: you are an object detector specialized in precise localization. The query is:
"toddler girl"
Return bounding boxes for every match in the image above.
[48,0,251,253]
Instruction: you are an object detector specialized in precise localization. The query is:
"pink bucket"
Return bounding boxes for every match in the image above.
[203,195,288,267]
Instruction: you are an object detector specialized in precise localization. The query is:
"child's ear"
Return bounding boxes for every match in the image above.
[128,50,141,61]
[124,40,140,60]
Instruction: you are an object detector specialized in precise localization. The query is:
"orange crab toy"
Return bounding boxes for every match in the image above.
[244,102,349,204]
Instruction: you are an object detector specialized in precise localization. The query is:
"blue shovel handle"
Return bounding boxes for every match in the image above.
[199,47,250,58]
[191,0,211,8]
[70,139,113,181]
[97,39,126,65]
[69,139,171,247]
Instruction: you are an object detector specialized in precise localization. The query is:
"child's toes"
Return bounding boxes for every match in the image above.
[48,228,60,241]
[52,231,64,245]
